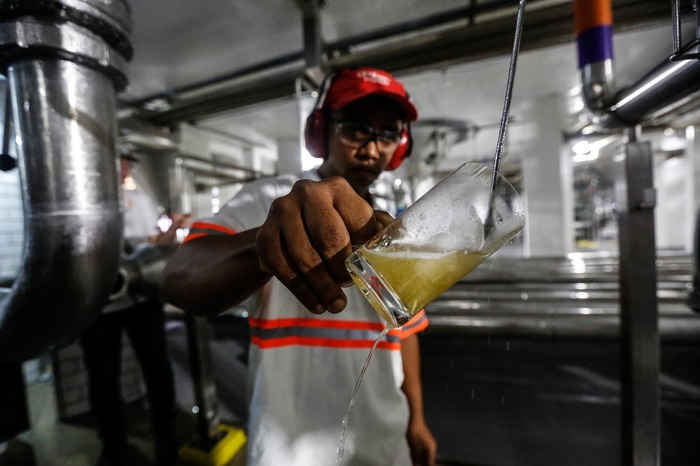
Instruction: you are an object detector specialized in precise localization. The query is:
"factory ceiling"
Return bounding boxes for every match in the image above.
[117,0,696,177]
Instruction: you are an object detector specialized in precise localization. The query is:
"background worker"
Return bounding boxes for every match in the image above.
[80,154,188,466]
[161,67,437,466]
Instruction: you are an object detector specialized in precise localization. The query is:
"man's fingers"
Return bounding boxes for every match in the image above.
[303,203,355,287]
[258,195,348,313]
[256,177,387,315]
[326,178,380,247]
[373,210,394,231]
[257,230,330,314]
[255,216,295,281]
[282,212,348,313]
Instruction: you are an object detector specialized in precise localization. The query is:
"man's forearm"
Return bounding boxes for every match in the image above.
[160,228,271,316]
[400,333,427,425]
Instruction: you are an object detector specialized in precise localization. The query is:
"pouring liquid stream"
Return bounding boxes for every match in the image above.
[336,327,390,465]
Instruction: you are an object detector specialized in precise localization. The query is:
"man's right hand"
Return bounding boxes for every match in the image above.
[256,176,389,315]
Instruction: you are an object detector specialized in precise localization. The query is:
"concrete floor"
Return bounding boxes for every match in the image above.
[0,335,246,466]
[419,332,700,466]
[2,316,472,466]
[5,380,154,466]
[10,314,698,466]
[2,378,248,466]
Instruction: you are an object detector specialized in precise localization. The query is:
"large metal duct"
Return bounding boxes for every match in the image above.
[0,0,132,362]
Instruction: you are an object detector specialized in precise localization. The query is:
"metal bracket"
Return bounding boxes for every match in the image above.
[671,0,700,61]
[299,0,325,71]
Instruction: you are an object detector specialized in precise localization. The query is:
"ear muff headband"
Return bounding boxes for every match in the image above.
[303,70,413,171]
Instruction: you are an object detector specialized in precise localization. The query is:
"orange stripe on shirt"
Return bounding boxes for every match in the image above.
[388,309,429,339]
[184,221,237,243]
[183,232,208,242]
[250,310,428,342]
[251,335,401,351]
[249,316,385,332]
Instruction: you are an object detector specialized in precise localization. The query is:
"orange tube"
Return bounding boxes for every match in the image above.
[574,0,613,36]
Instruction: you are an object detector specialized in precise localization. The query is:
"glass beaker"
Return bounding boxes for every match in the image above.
[345,162,525,328]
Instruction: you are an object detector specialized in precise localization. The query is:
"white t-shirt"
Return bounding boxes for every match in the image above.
[187,169,428,466]
[123,186,161,244]
[104,183,162,313]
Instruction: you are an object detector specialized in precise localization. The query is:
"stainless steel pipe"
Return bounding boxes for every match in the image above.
[0,0,132,362]
[574,0,700,128]
[596,57,700,128]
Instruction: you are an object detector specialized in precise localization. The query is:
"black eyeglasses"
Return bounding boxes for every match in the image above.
[333,120,403,150]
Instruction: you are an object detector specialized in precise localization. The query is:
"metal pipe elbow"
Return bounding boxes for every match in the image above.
[109,244,178,302]
[0,0,132,362]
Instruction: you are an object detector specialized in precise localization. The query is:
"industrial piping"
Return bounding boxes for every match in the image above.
[575,0,700,128]
[574,2,696,464]
[0,0,133,362]
[575,0,700,314]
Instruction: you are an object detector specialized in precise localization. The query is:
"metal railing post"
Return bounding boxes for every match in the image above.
[618,132,660,466]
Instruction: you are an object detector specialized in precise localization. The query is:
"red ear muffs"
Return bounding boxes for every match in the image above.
[304,108,326,159]
[385,125,412,171]
[304,72,335,160]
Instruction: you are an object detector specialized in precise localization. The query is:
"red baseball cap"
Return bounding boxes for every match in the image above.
[322,68,418,122]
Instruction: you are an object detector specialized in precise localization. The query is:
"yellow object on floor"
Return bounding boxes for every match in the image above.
[179,424,246,466]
